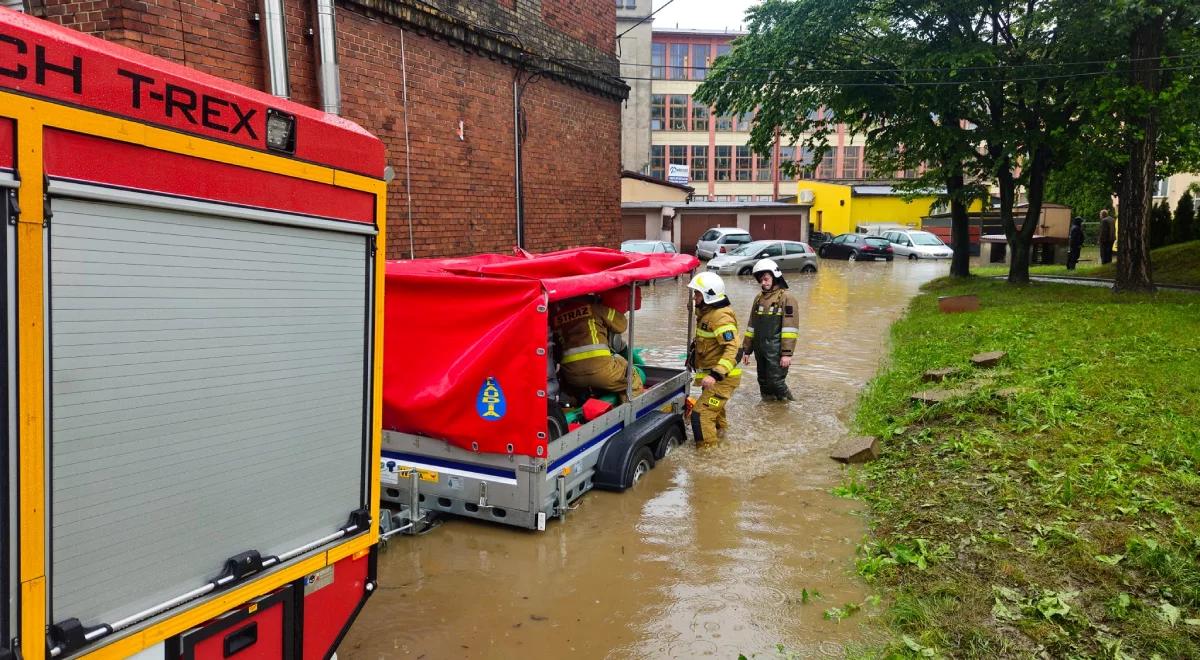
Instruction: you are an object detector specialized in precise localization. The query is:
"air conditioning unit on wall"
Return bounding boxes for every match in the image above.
[798,189,815,203]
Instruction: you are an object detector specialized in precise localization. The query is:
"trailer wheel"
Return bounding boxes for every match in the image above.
[626,447,654,487]
[548,402,569,441]
[655,424,685,459]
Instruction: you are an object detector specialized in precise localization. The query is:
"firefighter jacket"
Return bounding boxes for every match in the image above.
[690,300,741,380]
[552,300,627,367]
[742,287,800,357]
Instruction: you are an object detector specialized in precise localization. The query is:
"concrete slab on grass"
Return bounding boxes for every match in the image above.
[830,436,880,464]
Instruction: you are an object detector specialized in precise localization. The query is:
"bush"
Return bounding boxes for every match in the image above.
[1173,191,1196,244]
[1151,199,1173,248]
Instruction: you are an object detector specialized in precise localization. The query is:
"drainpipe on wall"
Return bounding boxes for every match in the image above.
[312,0,341,114]
[513,78,526,250]
[258,0,290,98]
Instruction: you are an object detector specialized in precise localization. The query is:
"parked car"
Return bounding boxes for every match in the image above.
[818,233,895,261]
[621,239,679,254]
[880,230,954,260]
[706,240,819,275]
[696,227,753,259]
[808,231,833,249]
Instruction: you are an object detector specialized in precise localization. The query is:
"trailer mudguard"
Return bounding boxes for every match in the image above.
[592,411,679,490]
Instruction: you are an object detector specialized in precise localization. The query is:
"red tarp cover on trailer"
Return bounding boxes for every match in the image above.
[383,247,698,457]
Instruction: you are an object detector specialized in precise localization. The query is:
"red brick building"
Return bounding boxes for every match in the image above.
[26,0,627,258]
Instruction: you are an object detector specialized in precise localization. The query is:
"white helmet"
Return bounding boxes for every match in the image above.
[687,272,727,305]
[752,258,782,279]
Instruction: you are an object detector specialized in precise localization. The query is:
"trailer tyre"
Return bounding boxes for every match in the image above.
[548,403,569,441]
[626,447,654,487]
[655,424,685,459]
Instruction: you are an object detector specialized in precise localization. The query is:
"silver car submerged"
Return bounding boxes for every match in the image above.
[706,240,819,275]
[882,229,955,260]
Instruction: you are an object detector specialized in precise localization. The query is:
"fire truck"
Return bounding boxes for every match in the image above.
[2,9,386,659]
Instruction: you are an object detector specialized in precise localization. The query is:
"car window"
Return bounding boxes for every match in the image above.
[911,232,944,246]
[700,230,717,241]
[759,243,783,257]
[784,242,806,254]
[665,243,677,253]
[832,235,846,244]
[865,237,891,248]
[723,234,753,246]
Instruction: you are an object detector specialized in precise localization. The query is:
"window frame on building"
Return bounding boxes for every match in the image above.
[668,145,688,175]
[651,43,666,79]
[735,146,753,182]
[650,145,666,179]
[715,115,735,132]
[816,147,835,179]
[690,102,710,132]
[779,146,798,182]
[691,44,711,81]
[841,145,861,179]
[667,94,689,131]
[714,146,733,182]
[755,152,772,182]
[735,112,753,132]
[669,43,689,80]
[650,94,665,131]
[690,145,709,182]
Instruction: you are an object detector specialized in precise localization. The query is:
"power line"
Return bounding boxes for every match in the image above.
[617,0,679,41]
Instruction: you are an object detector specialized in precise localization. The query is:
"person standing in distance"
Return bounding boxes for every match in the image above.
[686,272,741,447]
[742,259,799,401]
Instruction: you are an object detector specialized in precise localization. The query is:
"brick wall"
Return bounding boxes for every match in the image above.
[28,0,623,259]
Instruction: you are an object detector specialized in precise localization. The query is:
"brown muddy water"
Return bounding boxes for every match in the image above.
[340,259,947,659]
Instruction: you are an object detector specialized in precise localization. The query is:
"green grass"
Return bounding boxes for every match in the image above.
[975,240,1200,287]
[846,277,1200,658]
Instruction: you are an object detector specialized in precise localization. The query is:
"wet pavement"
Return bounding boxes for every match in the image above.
[340,259,948,659]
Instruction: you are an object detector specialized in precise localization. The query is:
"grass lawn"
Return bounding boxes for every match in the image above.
[847,277,1200,657]
[975,240,1200,287]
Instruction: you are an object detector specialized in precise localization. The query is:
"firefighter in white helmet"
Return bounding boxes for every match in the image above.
[686,272,741,446]
[742,258,799,401]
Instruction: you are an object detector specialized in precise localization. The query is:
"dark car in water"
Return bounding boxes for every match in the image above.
[817,234,895,261]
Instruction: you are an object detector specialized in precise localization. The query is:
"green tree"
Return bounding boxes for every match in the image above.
[1172,190,1195,244]
[693,0,1120,284]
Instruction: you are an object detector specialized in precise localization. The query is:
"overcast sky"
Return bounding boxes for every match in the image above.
[651,0,758,31]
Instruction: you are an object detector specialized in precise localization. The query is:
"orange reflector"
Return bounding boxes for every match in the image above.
[248,603,258,614]
[353,548,370,560]
[563,466,572,476]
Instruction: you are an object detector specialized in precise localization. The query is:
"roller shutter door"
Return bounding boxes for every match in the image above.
[48,194,370,628]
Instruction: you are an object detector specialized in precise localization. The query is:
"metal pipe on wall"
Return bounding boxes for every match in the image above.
[258,0,290,98]
[312,0,341,115]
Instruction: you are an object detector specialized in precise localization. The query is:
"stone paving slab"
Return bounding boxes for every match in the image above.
[971,351,1006,368]
[830,436,880,464]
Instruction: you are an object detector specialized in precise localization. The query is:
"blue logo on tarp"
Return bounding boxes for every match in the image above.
[476,377,506,421]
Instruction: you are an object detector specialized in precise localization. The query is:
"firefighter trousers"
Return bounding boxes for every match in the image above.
[691,373,740,447]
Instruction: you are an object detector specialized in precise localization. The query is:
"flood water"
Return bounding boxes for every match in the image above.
[340,259,948,659]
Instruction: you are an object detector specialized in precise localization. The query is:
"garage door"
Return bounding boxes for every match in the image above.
[48,191,372,629]
[750,215,805,241]
[621,214,646,242]
[680,214,738,254]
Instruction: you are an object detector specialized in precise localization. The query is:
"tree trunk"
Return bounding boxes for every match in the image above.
[1115,15,1163,293]
[946,171,971,277]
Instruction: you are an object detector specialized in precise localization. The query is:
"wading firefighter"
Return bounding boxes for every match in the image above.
[742,259,800,401]
[552,296,643,400]
[686,272,741,446]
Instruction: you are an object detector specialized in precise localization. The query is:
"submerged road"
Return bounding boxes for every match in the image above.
[340,259,947,659]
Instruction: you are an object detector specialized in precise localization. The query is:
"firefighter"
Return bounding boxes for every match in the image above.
[552,295,643,400]
[742,259,799,401]
[686,272,741,447]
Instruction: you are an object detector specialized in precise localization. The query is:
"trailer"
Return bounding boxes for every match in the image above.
[2,9,386,659]
[379,248,698,531]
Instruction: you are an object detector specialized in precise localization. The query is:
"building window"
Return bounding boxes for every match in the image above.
[714,146,732,181]
[736,112,753,132]
[669,145,688,175]
[779,146,798,182]
[817,148,835,179]
[861,153,875,180]
[691,103,710,131]
[650,145,665,179]
[756,152,772,182]
[736,195,752,202]
[692,44,711,80]
[691,145,709,182]
[668,95,689,130]
[735,146,753,181]
[799,147,815,180]
[716,115,735,132]
[842,146,861,179]
[650,94,665,131]
[756,195,773,201]
[716,44,731,59]
[651,43,666,79]
[806,108,821,122]
[669,44,688,80]
[1153,178,1169,198]
[715,195,731,202]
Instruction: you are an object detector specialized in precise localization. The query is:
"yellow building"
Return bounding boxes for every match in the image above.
[798,181,982,235]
